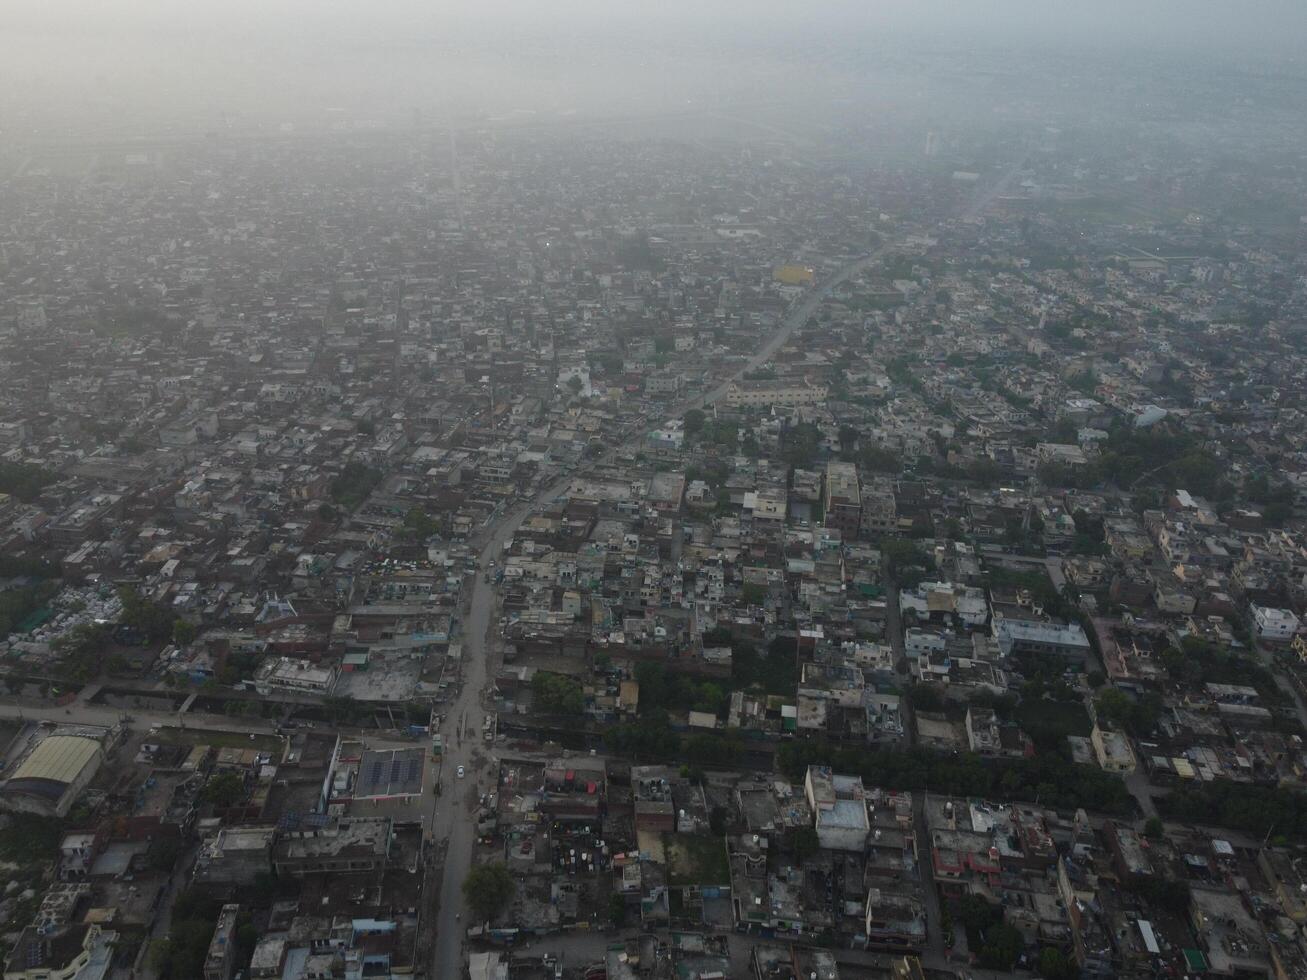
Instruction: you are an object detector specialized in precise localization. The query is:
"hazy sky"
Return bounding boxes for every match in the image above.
[3,0,1305,137]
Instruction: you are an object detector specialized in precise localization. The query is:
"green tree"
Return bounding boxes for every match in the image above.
[531,672,584,715]
[780,422,822,470]
[330,461,383,510]
[978,922,1023,971]
[791,826,820,861]
[683,409,706,437]
[709,805,730,836]
[150,836,182,873]
[860,446,902,474]
[202,772,246,808]
[0,461,57,503]
[1095,687,1162,736]
[462,863,514,921]
[54,621,112,681]
[118,585,178,643]
[323,695,358,723]
[403,507,440,540]
[172,619,197,647]
[609,894,628,926]
[1038,947,1077,980]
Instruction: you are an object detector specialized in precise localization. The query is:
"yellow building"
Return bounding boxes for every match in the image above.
[774,264,815,286]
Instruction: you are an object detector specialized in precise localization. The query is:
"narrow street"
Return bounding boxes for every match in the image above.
[910,791,960,966]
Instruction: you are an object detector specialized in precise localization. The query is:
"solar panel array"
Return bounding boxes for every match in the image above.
[355,748,425,798]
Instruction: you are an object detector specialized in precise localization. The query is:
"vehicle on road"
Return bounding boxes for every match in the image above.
[456,765,465,778]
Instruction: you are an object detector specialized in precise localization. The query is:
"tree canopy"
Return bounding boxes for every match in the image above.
[531,671,584,715]
[463,862,515,921]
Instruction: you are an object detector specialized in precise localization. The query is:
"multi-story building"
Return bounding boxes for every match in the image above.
[272,817,392,877]
[724,380,828,409]
[203,904,241,980]
[1251,604,1300,644]
[824,461,862,539]
[804,766,869,852]
[993,618,1092,667]
[860,476,898,535]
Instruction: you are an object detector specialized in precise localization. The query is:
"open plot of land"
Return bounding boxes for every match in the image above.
[332,657,423,702]
[148,725,283,753]
[664,833,730,887]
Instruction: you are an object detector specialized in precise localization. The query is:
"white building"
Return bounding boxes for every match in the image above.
[1251,604,1300,644]
[804,766,869,852]
[254,657,338,695]
[899,581,989,628]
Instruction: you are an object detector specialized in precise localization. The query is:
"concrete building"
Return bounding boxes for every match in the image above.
[1251,604,1299,644]
[994,618,1092,667]
[1090,724,1137,774]
[860,477,897,536]
[272,816,392,877]
[193,826,276,886]
[254,656,338,695]
[203,904,241,980]
[804,766,869,852]
[2,924,115,980]
[900,581,988,628]
[824,461,862,539]
[724,381,828,409]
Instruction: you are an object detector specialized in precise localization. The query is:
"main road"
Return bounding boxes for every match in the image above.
[427,237,903,978]
[428,483,579,978]
[681,237,902,417]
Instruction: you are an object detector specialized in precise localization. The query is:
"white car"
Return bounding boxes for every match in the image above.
[456,765,466,779]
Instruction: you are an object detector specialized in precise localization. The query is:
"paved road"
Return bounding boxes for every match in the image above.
[513,928,981,978]
[428,488,571,979]
[961,155,1029,222]
[0,695,277,734]
[679,240,904,418]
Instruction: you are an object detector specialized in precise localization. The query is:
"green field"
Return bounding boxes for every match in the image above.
[664,833,730,887]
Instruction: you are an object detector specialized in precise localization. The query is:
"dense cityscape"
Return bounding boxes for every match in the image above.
[2,16,1307,980]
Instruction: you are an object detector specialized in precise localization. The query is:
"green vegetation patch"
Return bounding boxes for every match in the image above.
[152,726,282,753]
[664,833,730,886]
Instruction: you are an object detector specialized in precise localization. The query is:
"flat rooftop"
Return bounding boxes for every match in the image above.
[355,748,425,799]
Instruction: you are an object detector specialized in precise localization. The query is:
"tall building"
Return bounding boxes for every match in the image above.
[204,904,241,980]
[825,461,863,539]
